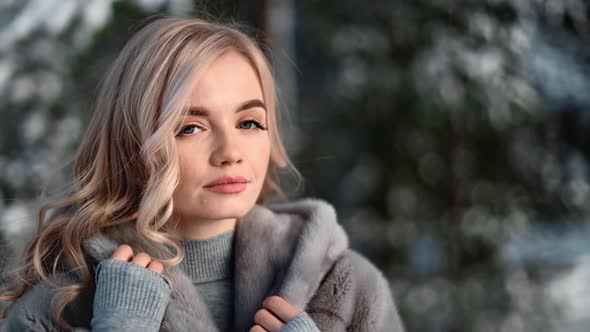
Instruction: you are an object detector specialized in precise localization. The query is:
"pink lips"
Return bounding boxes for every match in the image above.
[204,176,249,194]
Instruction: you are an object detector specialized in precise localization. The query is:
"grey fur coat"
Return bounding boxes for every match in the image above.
[1,198,405,331]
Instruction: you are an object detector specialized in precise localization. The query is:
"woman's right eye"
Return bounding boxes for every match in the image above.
[177,124,202,136]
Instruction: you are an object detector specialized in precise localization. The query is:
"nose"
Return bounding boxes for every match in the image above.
[210,129,243,167]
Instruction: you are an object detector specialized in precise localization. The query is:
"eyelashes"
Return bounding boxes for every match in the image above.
[177,125,199,136]
[176,119,268,137]
[238,119,267,131]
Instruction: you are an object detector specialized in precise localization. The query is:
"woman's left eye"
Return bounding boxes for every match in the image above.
[239,120,267,131]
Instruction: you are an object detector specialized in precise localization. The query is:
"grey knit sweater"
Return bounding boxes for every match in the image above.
[179,230,236,331]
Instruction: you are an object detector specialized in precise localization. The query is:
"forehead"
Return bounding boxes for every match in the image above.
[189,51,264,107]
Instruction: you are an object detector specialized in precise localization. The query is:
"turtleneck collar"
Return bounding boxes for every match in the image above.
[178,229,235,283]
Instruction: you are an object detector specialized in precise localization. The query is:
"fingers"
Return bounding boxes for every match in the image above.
[249,325,266,332]
[262,296,301,323]
[110,244,164,274]
[253,308,284,332]
[131,252,151,268]
[147,260,164,274]
[250,296,302,332]
[111,244,133,261]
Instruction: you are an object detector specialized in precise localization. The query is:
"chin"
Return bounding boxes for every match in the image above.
[173,186,262,219]
[194,195,257,218]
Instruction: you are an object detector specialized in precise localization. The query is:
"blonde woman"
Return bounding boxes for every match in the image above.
[0,17,404,332]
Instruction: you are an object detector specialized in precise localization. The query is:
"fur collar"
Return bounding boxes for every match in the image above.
[81,198,349,331]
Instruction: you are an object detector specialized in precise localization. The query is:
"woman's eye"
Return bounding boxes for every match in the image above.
[240,120,267,130]
[177,124,201,136]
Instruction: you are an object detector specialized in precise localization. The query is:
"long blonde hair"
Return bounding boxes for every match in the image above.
[0,16,302,329]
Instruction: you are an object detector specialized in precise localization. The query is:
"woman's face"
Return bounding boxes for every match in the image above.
[171,51,270,228]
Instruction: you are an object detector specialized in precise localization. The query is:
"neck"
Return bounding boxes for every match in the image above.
[169,216,237,240]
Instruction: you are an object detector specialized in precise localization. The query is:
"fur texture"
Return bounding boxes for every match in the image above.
[2,198,404,332]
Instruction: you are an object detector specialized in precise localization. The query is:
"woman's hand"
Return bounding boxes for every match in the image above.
[250,296,301,332]
[111,244,164,274]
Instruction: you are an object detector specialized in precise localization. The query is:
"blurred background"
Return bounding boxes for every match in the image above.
[2,0,590,331]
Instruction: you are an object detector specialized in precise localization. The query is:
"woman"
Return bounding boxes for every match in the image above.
[0,17,404,331]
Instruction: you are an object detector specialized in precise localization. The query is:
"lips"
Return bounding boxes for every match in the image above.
[204,182,248,194]
[204,176,249,194]
[204,175,249,187]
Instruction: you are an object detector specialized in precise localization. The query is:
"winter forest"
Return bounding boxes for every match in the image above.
[1,0,590,331]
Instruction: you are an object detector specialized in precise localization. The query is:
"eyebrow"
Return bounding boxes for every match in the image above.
[187,99,267,117]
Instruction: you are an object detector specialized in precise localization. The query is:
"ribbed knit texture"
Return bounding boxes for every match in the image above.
[280,312,321,332]
[179,230,235,283]
[180,229,235,331]
[92,258,172,331]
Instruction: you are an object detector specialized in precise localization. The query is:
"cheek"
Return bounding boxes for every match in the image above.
[253,137,271,167]
[177,146,205,184]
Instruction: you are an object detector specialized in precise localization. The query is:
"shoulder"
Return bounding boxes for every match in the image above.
[340,249,390,295]
[328,249,393,304]
[2,275,68,331]
[2,274,92,331]
[307,249,405,332]
[340,250,405,331]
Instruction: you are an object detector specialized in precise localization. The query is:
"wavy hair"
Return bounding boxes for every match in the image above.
[0,16,302,329]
